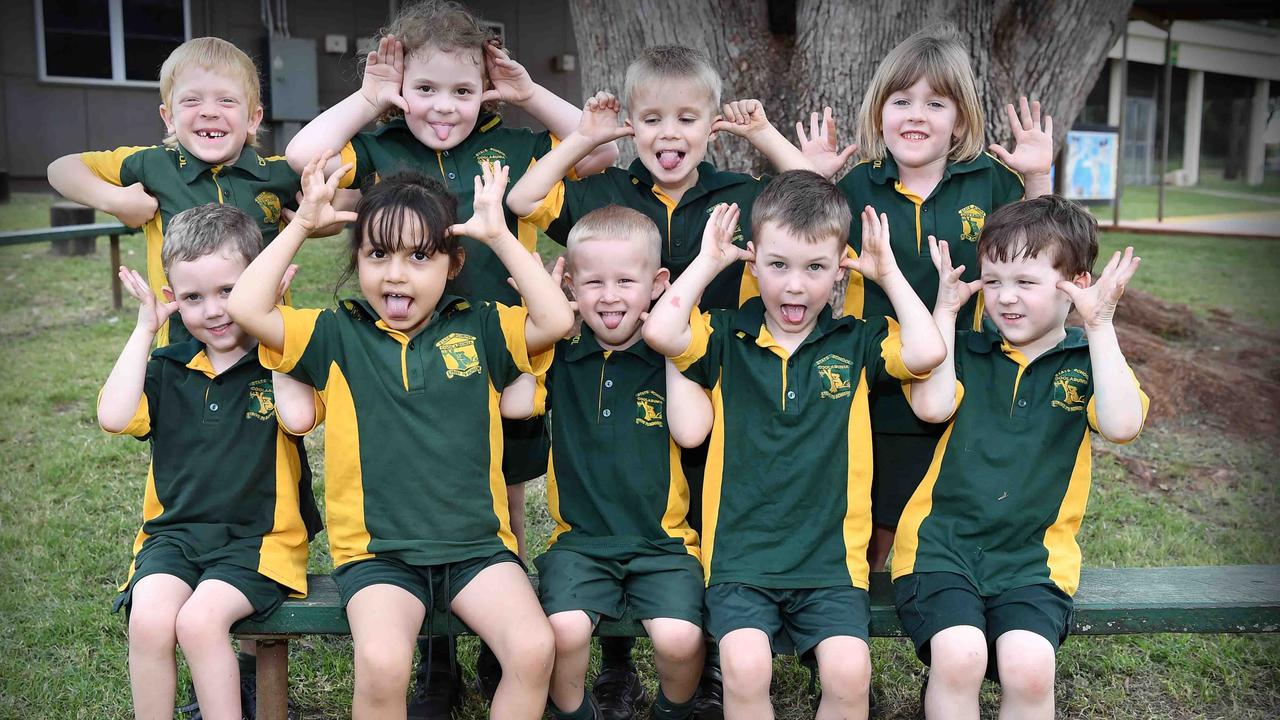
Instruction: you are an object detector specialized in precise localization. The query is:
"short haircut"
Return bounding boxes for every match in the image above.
[161,204,263,276]
[335,171,464,297]
[378,0,498,117]
[855,25,986,164]
[751,170,852,248]
[624,45,722,111]
[565,205,662,271]
[977,195,1099,279]
[159,37,263,150]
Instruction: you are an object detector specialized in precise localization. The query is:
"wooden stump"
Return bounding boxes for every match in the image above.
[50,201,95,256]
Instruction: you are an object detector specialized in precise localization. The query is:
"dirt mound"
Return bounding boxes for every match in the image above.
[1092,290,1280,439]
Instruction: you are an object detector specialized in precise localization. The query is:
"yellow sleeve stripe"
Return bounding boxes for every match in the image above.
[80,146,150,186]
[548,134,580,182]
[522,179,566,231]
[671,308,713,372]
[259,306,324,375]
[496,303,552,375]
[339,142,359,188]
[879,317,929,381]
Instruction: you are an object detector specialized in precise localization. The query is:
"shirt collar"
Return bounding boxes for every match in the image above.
[341,295,470,333]
[372,112,503,142]
[152,338,259,375]
[625,159,752,200]
[563,323,662,366]
[967,321,1089,356]
[866,151,996,187]
[730,296,844,347]
[175,144,271,183]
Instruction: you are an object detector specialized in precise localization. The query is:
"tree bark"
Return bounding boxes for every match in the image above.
[569,0,1133,177]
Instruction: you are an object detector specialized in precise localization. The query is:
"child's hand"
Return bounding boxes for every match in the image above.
[294,151,358,234]
[1058,246,1141,329]
[578,91,634,146]
[509,254,578,319]
[928,236,981,316]
[989,97,1053,178]
[276,264,299,305]
[448,161,512,246]
[120,266,176,336]
[712,100,772,138]
[481,41,535,105]
[360,35,408,114]
[843,206,902,284]
[698,203,751,271]
[796,107,858,178]
[110,183,159,228]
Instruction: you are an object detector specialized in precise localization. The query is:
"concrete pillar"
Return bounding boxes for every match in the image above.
[1108,60,1124,127]
[1183,70,1204,185]
[1246,79,1270,186]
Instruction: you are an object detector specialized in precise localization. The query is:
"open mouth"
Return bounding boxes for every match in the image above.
[598,310,625,330]
[195,130,227,139]
[206,321,233,334]
[384,293,413,319]
[1001,313,1025,322]
[780,304,807,325]
[429,123,454,141]
[900,131,929,141]
[656,150,685,171]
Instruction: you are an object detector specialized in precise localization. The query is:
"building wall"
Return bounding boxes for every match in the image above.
[2,0,582,180]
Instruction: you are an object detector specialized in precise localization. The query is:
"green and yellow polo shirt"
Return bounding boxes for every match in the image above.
[108,340,314,596]
[536,326,699,561]
[837,152,1023,433]
[892,325,1149,596]
[261,295,549,569]
[338,113,563,307]
[523,160,768,311]
[81,145,301,346]
[671,297,924,589]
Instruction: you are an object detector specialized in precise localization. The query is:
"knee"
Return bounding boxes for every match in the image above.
[819,651,871,699]
[720,647,772,696]
[998,649,1055,702]
[929,636,988,691]
[548,613,593,656]
[651,624,705,666]
[129,609,178,654]
[353,644,412,699]
[174,602,227,651]
[502,621,556,679]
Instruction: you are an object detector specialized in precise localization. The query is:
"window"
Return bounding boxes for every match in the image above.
[37,0,191,86]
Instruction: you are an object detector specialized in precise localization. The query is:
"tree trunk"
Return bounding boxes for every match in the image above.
[569,0,1133,177]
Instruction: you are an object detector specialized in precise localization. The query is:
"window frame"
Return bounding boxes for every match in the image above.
[35,0,192,88]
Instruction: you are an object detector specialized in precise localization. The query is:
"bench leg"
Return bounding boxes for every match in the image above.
[255,639,290,720]
[110,235,122,310]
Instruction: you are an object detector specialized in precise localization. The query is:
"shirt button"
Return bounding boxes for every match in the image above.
[443,150,450,157]
[604,379,613,388]
[448,172,457,180]
[602,408,612,418]
[787,391,796,400]
[1017,399,1028,408]
[209,403,219,412]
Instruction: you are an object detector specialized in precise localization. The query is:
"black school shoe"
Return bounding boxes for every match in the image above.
[592,665,650,720]
[693,662,724,720]
[174,674,299,720]
[407,663,463,720]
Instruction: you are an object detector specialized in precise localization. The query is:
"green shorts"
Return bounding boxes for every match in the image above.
[502,416,549,486]
[871,431,943,528]
[113,537,287,622]
[704,583,870,656]
[894,571,1074,681]
[534,547,704,626]
[333,551,523,610]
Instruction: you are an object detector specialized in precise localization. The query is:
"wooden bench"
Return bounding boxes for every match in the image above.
[0,223,141,309]
[233,564,1280,720]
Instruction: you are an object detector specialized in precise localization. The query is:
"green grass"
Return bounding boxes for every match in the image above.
[1,192,1278,718]
[1106,185,1279,222]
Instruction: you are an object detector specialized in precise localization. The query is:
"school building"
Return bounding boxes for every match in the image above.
[2,1,1276,188]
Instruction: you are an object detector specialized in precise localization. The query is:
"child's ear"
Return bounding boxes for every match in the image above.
[159,104,175,134]
[650,267,671,300]
[1071,271,1091,292]
[746,241,758,276]
[247,105,264,137]
[162,286,176,303]
[448,247,466,280]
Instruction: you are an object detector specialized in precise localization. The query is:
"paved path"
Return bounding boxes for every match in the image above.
[1102,209,1280,239]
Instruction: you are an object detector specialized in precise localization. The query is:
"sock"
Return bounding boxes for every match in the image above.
[551,694,599,720]
[652,689,695,720]
[237,651,256,677]
[600,635,636,670]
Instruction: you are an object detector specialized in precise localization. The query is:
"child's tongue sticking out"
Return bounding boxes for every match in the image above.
[384,294,412,319]
[658,150,682,171]
[780,304,806,325]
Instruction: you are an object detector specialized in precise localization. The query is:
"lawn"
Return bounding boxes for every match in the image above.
[0,192,1277,718]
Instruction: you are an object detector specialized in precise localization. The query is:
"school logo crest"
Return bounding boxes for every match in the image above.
[1051,368,1089,412]
[436,333,482,378]
[245,379,275,421]
[475,147,507,170]
[635,390,665,427]
[815,354,853,399]
[256,191,282,225]
[958,204,986,242]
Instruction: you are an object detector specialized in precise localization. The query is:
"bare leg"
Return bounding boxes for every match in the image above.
[347,584,427,720]
[643,617,704,704]
[174,579,254,720]
[925,625,986,720]
[812,635,871,720]
[127,574,193,720]
[547,611,593,713]
[995,630,1056,720]
[717,628,774,720]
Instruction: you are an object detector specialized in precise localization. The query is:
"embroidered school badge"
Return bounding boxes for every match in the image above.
[1051,368,1089,412]
[436,333,482,378]
[245,379,276,421]
[475,148,508,169]
[958,204,986,242]
[256,192,282,225]
[815,354,853,399]
[635,390,665,427]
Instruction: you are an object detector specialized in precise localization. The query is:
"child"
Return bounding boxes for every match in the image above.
[506,46,815,714]
[644,171,946,720]
[894,196,1147,720]
[48,37,314,348]
[227,152,572,719]
[800,27,1055,571]
[501,206,711,720]
[100,204,317,720]
[507,45,815,313]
